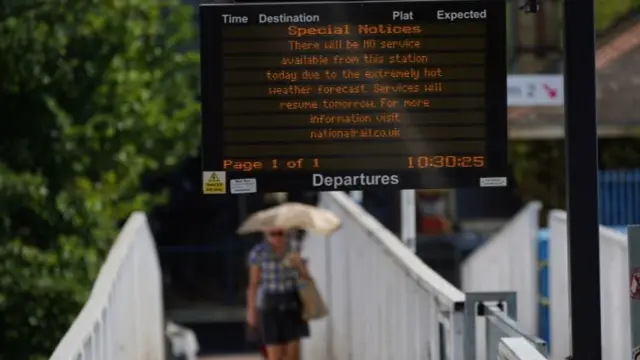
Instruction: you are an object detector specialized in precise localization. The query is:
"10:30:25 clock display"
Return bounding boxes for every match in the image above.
[407,155,485,168]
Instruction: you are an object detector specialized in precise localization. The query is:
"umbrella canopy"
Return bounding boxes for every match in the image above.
[237,202,341,236]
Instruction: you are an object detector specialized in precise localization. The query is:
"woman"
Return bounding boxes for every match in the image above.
[247,227,310,360]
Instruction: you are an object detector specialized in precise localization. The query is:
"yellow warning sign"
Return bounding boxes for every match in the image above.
[203,171,226,194]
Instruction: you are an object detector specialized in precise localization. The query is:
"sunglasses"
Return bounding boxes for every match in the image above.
[268,231,285,237]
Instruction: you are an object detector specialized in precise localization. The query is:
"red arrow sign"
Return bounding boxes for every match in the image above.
[542,84,558,98]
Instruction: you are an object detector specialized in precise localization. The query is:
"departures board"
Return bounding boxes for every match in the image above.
[200,0,507,195]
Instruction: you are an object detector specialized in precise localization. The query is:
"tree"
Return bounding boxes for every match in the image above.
[509,140,566,214]
[0,0,200,358]
[596,0,640,31]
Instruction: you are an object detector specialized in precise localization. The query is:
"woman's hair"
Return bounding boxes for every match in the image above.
[293,228,306,241]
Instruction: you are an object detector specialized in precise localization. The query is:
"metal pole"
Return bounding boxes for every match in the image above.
[563,0,602,359]
[400,189,416,252]
[628,226,640,359]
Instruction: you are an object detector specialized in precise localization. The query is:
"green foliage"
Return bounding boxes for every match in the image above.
[595,0,639,31]
[0,0,200,358]
[0,239,98,360]
[509,141,566,212]
[599,139,640,168]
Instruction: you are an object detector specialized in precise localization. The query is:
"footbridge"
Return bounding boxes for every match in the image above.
[49,192,547,360]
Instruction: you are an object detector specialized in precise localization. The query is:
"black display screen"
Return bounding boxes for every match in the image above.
[200,0,507,194]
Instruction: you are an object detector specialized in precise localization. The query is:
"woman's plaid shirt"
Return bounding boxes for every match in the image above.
[249,241,300,295]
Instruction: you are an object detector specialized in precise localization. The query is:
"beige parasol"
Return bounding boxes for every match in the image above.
[236,202,341,236]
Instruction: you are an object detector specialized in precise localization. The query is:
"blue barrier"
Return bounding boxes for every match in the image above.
[599,169,640,226]
[537,229,550,347]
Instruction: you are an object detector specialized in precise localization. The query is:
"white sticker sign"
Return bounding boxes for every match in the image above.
[230,178,257,194]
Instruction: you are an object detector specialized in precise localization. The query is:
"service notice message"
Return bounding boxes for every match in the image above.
[200,0,507,193]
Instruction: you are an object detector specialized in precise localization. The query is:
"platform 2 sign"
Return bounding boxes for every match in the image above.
[200,0,507,194]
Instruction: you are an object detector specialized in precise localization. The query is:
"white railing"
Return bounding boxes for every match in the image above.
[484,304,548,359]
[303,191,466,360]
[51,212,165,360]
[498,337,547,360]
[548,210,630,360]
[461,201,542,359]
[302,192,546,360]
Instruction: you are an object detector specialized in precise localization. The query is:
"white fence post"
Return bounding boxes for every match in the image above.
[460,201,542,350]
[628,226,640,359]
[549,210,629,360]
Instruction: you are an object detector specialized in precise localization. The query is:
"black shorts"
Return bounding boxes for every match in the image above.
[259,291,309,345]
